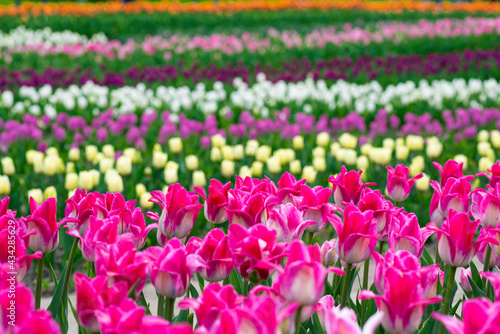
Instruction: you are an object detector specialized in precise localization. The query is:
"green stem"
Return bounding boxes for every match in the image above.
[361,258,370,324]
[243,279,249,296]
[340,262,353,308]
[435,243,441,266]
[61,238,79,316]
[482,244,492,285]
[157,295,164,317]
[164,298,175,322]
[439,266,457,334]
[307,231,314,245]
[35,254,44,309]
[332,259,341,291]
[294,306,303,334]
[378,240,385,254]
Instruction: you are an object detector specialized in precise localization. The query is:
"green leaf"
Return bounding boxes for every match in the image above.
[196,273,204,292]
[47,263,68,333]
[137,292,152,315]
[312,312,325,334]
[422,247,434,265]
[468,276,487,298]
[189,283,199,299]
[469,262,483,289]
[173,309,189,323]
[230,269,243,295]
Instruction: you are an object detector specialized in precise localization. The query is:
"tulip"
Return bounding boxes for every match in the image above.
[148,184,202,239]
[266,204,315,243]
[74,273,129,332]
[62,189,97,235]
[388,211,434,258]
[430,177,472,218]
[277,241,343,305]
[145,239,206,300]
[276,172,306,204]
[228,223,285,282]
[386,164,422,202]
[25,197,62,253]
[168,137,183,153]
[477,228,500,268]
[225,189,277,228]
[329,166,375,207]
[471,185,500,228]
[358,188,394,236]
[460,268,472,293]
[186,229,233,282]
[429,191,445,228]
[1,157,15,176]
[294,184,339,234]
[320,239,338,267]
[194,179,230,225]
[0,175,10,195]
[359,266,441,334]
[433,160,468,188]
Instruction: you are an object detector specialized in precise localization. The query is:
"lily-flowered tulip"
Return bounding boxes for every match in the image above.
[128,209,157,249]
[148,183,202,239]
[427,210,495,267]
[433,298,500,334]
[331,204,378,264]
[92,192,136,234]
[194,179,230,225]
[471,185,500,228]
[359,188,394,236]
[144,238,206,298]
[480,271,500,300]
[266,203,315,242]
[25,197,63,253]
[74,273,129,332]
[329,166,375,207]
[277,241,343,305]
[359,266,441,334]
[228,223,285,282]
[225,189,277,228]
[429,191,445,228]
[234,175,277,195]
[276,172,306,204]
[389,211,434,258]
[320,239,338,267]
[386,164,423,202]
[186,228,233,282]
[62,189,97,235]
[433,160,466,188]
[477,228,500,268]
[430,177,472,218]
[460,268,473,293]
[294,185,339,233]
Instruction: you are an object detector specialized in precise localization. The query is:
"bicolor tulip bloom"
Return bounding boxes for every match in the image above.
[225,190,276,228]
[331,204,378,264]
[294,185,339,233]
[429,191,445,228]
[62,189,97,235]
[460,268,473,293]
[186,228,233,282]
[25,197,63,253]
[266,204,315,242]
[320,239,338,268]
[276,172,306,204]
[234,175,278,195]
[430,177,472,218]
[359,188,394,236]
[388,211,434,258]
[194,179,231,225]
[148,183,203,239]
[471,185,500,228]
[433,298,500,334]
[477,228,500,268]
[228,223,285,282]
[128,209,157,249]
[329,166,375,207]
[92,192,136,234]
[359,266,441,334]
[386,164,422,202]
[277,241,343,305]
[433,160,467,188]
[144,238,206,299]
[427,210,496,267]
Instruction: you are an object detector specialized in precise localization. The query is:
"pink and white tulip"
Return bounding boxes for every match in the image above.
[194,179,230,225]
[471,185,500,228]
[329,166,375,207]
[294,184,339,233]
[386,164,423,202]
[266,203,315,242]
[389,211,434,258]
[25,197,63,253]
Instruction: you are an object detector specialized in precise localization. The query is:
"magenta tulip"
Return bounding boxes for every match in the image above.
[266,203,315,242]
[25,197,63,253]
[477,228,500,268]
[460,268,473,293]
[62,189,97,235]
[386,164,422,202]
[320,239,338,268]
[359,188,394,235]
[329,166,375,207]
[433,160,467,188]
[471,185,500,228]
[276,172,306,204]
[480,271,500,301]
[225,190,270,228]
[194,179,230,225]
[294,184,339,233]
[389,211,434,258]
[430,177,472,218]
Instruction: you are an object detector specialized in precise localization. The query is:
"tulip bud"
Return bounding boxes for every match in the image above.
[90,170,100,186]
[293,135,304,150]
[153,143,162,152]
[43,155,62,176]
[221,160,235,177]
[65,173,78,191]
[233,145,244,160]
[102,144,115,158]
[28,189,44,204]
[168,137,183,153]
[152,151,168,169]
[245,140,259,156]
[85,145,98,162]
[491,130,500,148]
[344,149,357,165]
[356,155,369,171]
[221,146,234,161]
[360,143,372,156]
[140,192,153,209]
[426,142,443,159]
[144,166,152,176]
[316,132,330,147]
[26,150,37,164]
[301,166,317,184]
[477,130,489,142]
[44,186,57,199]
[239,166,252,179]
[256,145,271,162]
[192,170,207,187]
[107,174,124,193]
[0,175,11,195]
[478,157,493,173]
[98,157,113,174]
[395,137,405,147]
[211,134,226,148]
[320,239,338,267]
[290,160,301,174]
[453,154,468,170]
[78,171,94,190]
[339,133,357,149]
[396,145,410,161]
[478,142,491,157]
[251,161,263,177]
[46,147,59,157]
[1,157,15,175]
[415,173,430,191]
[313,146,325,159]
[116,156,132,175]
[383,138,395,150]
[210,147,222,162]
[68,148,80,161]
[406,135,424,151]
[136,183,147,197]
[313,157,326,172]
[267,156,282,174]
[66,162,75,174]
[164,168,178,184]
[185,155,199,171]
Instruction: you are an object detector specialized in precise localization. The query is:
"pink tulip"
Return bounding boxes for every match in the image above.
[359,188,394,235]
[460,268,473,293]
[389,211,434,258]
[95,239,149,294]
[331,204,378,264]
[386,164,422,202]
[194,179,230,225]
[480,270,500,301]
[276,172,306,204]
[429,191,445,228]
[266,203,315,242]
[359,266,441,334]
[477,161,500,189]
[430,177,472,218]
[0,197,12,216]
[294,184,340,233]
[62,189,97,235]
[276,241,343,305]
[228,223,285,282]
[471,185,500,228]
[477,228,500,268]
[320,239,338,267]
[128,209,157,249]
[144,238,206,298]
[148,183,203,239]
[185,229,233,282]
[25,197,63,253]
[95,299,158,334]
[74,273,128,332]
[140,317,193,334]
[225,189,277,228]
[92,192,136,234]
[427,210,496,267]
[328,166,376,207]
[234,175,277,195]
[433,160,467,188]
[433,298,500,334]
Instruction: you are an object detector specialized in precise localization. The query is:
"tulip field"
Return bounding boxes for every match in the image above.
[3,1,500,333]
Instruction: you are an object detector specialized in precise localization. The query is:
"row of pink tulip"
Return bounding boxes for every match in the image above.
[2,17,500,61]
[2,160,500,333]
